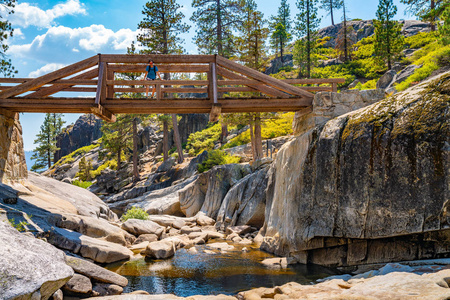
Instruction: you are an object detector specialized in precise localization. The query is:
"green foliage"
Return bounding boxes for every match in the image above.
[405,31,439,48]
[396,45,450,91]
[186,123,222,156]
[373,0,404,69]
[72,180,93,189]
[101,114,136,167]
[121,206,149,221]
[440,3,450,45]
[197,150,241,173]
[54,141,100,167]
[294,0,321,77]
[138,0,190,54]
[76,157,93,181]
[31,113,65,172]
[270,0,292,57]
[222,113,294,149]
[191,0,243,57]
[313,64,356,86]
[319,0,343,25]
[0,0,17,77]
[8,218,29,232]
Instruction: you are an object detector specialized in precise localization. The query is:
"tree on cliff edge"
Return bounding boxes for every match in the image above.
[31,113,65,172]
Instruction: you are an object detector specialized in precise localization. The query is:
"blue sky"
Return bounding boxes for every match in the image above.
[5,0,411,150]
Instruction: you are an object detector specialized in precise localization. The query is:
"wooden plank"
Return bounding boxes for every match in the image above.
[91,104,116,122]
[209,104,221,122]
[109,64,209,73]
[101,54,215,64]
[283,78,346,84]
[210,63,218,104]
[216,66,288,98]
[26,68,99,98]
[107,68,114,98]
[332,83,338,92]
[0,78,30,83]
[0,107,16,118]
[113,87,208,93]
[218,87,254,92]
[217,79,263,85]
[156,84,161,100]
[0,55,98,98]
[95,62,106,105]
[107,79,209,86]
[216,56,314,98]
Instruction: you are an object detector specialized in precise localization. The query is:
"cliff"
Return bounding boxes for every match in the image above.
[260,72,450,268]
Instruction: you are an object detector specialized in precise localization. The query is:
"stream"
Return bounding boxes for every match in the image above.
[105,243,339,297]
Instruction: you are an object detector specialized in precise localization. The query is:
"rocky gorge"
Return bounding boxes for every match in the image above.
[0,69,449,299]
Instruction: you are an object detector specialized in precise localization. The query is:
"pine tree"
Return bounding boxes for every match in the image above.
[270,0,293,61]
[31,113,65,172]
[400,0,445,31]
[294,0,321,78]
[0,0,17,77]
[236,0,269,71]
[137,0,190,55]
[439,1,450,44]
[335,1,355,62]
[374,0,404,69]
[319,0,343,26]
[191,0,244,57]
[101,114,135,170]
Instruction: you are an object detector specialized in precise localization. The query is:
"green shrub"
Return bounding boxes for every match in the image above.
[72,180,93,189]
[90,160,117,178]
[8,218,29,232]
[54,141,101,167]
[121,206,149,221]
[222,113,294,149]
[404,31,438,49]
[186,123,222,156]
[361,79,377,90]
[197,150,241,173]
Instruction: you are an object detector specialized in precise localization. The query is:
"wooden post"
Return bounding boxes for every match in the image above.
[107,69,114,99]
[95,60,106,105]
[156,84,161,100]
[332,83,338,93]
[209,62,218,103]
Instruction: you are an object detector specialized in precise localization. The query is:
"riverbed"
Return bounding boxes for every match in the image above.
[105,243,338,297]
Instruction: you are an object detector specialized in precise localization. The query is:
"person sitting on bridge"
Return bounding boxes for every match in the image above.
[145,59,162,98]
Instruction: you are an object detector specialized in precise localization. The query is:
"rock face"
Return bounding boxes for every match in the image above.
[55,114,103,162]
[260,72,450,267]
[0,112,27,183]
[178,114,209,145]
[216,167,268,230]
[0,221,74,299]
[264,54,293,75]
[179,164,252,218]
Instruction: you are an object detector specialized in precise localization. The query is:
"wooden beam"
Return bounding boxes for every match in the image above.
[107,79,209,86]
[91,104,116,123]
[0,55,98,98]
[95,62,107,105]
[109,64,209,73]
[113,87,208,93]
[216,66,288,98]
[156,84,161,100]
[0,107,16,118]
[210,62,218,104]
[209,104,221,122]
[283,78,346,84]
[100,54,215,64]
[216,56,314,98]
[26,68,99,98]
[107,69,115,98]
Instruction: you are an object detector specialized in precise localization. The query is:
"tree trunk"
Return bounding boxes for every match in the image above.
[430,0,436,31]
[254,113,263,161]
[330,1,335,26]
[220,123,228,145]
[171,114,184,164]
[306,0,311,78]
[163,116,169,161]
[132,117,140,182]
[217,0,223,56]
[249,117,256,159]
[117,147,121,170]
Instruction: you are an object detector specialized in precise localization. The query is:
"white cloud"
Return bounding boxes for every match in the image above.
[10,25,141,64]
[28,63,66,77]
[5,0,86,29]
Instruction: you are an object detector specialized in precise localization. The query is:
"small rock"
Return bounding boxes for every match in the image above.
[226,225,252,236]
[196,213,216,226]
[142,240,175,259]
[92,283,123,296]
[129,241,150,251]
[130,290,151,295]
[188,247,198,254]
[63,273,92,294]
[134,233,158,244]
[205,231,224,240]
[206,242,235,251]
[242,247,249,252]
[180,226,202,235]
[172,219,186,229]
[188,232,208,240]
[232,236,243,243]
[226,233,239,241]
[121,219,165,237]
[51,289,63,300]
[239,238,253,245]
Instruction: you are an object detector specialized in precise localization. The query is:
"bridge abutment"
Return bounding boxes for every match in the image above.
[0,112,27,183]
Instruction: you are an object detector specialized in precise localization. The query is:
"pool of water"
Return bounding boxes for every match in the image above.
[105,243,339,297]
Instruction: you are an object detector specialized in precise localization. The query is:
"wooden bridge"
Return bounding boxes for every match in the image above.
[0,54,345,122]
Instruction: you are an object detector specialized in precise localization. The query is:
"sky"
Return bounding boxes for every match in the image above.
[3,0,412,151]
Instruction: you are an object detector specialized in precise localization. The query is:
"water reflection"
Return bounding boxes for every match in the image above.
[105,244,338,297]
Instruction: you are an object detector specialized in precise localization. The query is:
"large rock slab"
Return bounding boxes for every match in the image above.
[121,219,165,237]
[216,167,268,230]
[62,273,92,295]
[65,256,128,287]
[261,72,450,266]
[180,164,251,219]
[0,221,74,299]
[142,240,176,259]
[46,227,133,263]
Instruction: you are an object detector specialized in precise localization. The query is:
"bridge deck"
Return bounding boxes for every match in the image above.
[0,54,344,122]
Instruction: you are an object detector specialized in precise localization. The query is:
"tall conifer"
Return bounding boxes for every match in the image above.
[270,0,292,61]
[374,0,404,69]
[319,0,343,26]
